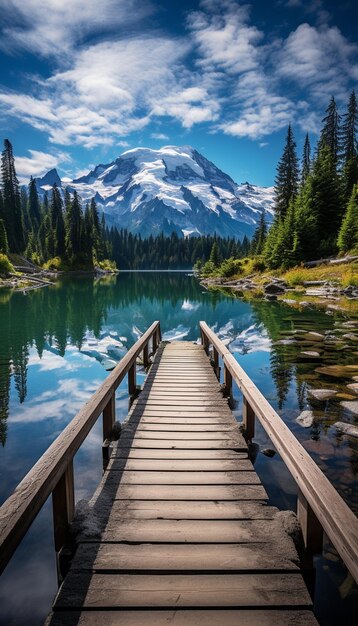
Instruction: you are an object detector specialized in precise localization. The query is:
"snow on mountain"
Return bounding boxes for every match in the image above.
[36,146,275,239]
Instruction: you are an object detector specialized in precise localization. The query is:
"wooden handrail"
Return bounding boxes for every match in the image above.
[0,321,161,577]
[200,320,358,584]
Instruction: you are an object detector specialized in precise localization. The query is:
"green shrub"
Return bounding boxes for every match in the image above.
[0,253,14,275]
[219,258,243,277]
[97,259,117,271]
[43,256,62,270]
[251,256,266,272]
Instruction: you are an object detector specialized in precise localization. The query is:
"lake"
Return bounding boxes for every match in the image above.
[0,272,357,625]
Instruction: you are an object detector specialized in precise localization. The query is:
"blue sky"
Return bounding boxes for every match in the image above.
[0,0,357,186]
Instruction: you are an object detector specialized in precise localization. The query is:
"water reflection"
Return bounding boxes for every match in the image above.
[0,272,357,625]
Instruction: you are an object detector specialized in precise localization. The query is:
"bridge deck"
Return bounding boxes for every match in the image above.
[46,341,318,625]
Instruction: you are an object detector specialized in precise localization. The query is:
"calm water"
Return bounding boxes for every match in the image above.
[0,272,357,625]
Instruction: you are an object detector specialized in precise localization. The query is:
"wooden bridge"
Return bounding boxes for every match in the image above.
[0,321,358,625]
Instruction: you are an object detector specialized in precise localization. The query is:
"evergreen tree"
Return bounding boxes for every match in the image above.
[209,241,220,266]
[28,177,42,230]
[50,183,65,256]
[338,184,358,253]
[0,219,9,254]
[274,124,299,218]
[310,143,343,254]
[250,211,267,256]
[301,133,311,184]
[341,90,358,203]
[320,96,340,164]
[292,178,319,263]
[65,190,82,260]
[0,139,25,252]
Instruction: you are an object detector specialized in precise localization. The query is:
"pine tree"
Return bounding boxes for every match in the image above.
[50,183,65,256]
[341,90,358,203]
[251,212,267,256]
[320,96,340,164]
[338,184,358,253]
[301,133,311,184]
[65,190,82,261]
[310,143,343,254]
[292,178,319,263]
[1,139,25,252]
[28,177,42,230]
[274,124,299,219]
[0,219,9,254]
[209,241,220,266]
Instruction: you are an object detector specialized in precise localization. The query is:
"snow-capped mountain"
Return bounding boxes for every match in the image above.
[36,146,275,239]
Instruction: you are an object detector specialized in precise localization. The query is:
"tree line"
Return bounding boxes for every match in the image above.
[253,91,358,269]
[0,138,251,270]
[0,139,109,269]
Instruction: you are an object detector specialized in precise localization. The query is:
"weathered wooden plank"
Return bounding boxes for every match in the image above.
[111,448,248,460]
[105,470,260,485]
[106,458,254,472]
[120,437,247,450]
[123,432,241,441]
[55,573,312,609]
[100,519,278,543]
[137,417,235,425]
[107,500,277,520]
[134,424,237,432]
[71,542,299,572]
[46,609,318,626]
[111,484,267,501]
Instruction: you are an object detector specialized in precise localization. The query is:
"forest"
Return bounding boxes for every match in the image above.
[0,91,357,274]
[0,139,250,271]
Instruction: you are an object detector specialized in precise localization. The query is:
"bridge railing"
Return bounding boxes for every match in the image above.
[0,321,161,579]
[200,320,358,584]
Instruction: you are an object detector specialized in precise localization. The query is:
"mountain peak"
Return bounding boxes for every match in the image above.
[34,145,275,239]
[35,168,62,190]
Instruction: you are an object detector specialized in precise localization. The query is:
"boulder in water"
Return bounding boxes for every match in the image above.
[296,410,315,428]
[334,421,358,438]
[340,400,358,415]
[308,389,338,401]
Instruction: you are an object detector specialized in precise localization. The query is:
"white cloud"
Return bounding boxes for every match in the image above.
[15,149,71,182]
[150,133,169,141]
[275,23,358,102]
[0,0,357,148]
[0,0,154,57]
[188,0,263,74]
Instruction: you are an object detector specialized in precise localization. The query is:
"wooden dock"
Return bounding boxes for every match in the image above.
[1,321,357,626]
[46,341,317,625]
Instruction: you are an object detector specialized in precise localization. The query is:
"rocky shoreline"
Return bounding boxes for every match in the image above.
[200,274,358,308]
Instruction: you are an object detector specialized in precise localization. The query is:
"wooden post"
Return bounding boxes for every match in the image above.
[52,461,75,581]
[128,363,136,396]
[143,344,149,368]
[153,331,158,355]
[242,396,255,440]
[223,363,232,397]
[102,394,115,466]
[103,394,115,440]
[213,347,219,380]
[297,488,323,555]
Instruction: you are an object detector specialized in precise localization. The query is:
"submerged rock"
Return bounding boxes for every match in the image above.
[308,389,338,401]
[334,421,358,438]
[346,383,358,395]
[340,400,358,415]
[303,331,325,342]
[315,365,358,379]
[296,410,315,427]
[262,448,276,457]
[342,333,358,342]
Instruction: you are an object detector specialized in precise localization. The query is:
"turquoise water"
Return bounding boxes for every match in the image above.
[0,272,357,624]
